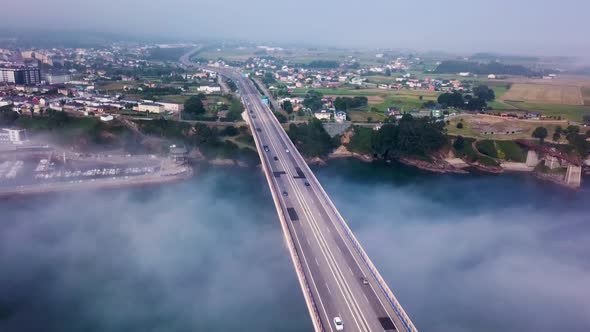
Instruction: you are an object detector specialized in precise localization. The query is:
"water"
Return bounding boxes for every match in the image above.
[0,161,589,332]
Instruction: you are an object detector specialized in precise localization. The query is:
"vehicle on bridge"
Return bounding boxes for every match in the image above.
[333,317,344,331]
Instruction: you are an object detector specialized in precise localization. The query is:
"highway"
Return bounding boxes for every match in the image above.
[190,60,418,332]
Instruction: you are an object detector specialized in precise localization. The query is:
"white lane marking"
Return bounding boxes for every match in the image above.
[326,227,331,234]
[363,293,369,303]
[315,258,320,266]
[348,266,354,276]
[307,238,311,246]
[325,283,332,295]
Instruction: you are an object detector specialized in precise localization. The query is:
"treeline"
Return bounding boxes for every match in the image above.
[334,96,368,110]
[437,85,495,111]
[348,114,448,158]
[435,60,535,76]
[288,118,336,157]
[146,47,191,61]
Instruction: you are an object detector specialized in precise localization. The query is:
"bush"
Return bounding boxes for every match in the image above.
[476,140,498,158]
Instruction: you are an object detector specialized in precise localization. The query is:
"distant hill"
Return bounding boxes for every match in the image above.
[434,60,537,76]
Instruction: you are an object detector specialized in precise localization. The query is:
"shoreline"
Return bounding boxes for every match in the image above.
[0,166,194,199]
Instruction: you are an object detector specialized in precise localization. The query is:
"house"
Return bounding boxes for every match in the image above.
[158,100,184,113]
[386,107,401,116]
[487,74,497,79]
[351,77,365,85]
[458,72,471,77]
[334,111,347,123]
[314,110,332,120]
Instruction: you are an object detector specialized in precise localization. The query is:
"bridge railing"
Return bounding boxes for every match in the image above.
[311,176,418,332]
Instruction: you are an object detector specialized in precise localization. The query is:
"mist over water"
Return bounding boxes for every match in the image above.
[1,161,589,331]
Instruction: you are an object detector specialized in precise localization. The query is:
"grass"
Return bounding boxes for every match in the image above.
[496,140,526,162]
[347,110,386,122]
[454,137,499,166]
[476,140,498,158]
[346,126,373,154]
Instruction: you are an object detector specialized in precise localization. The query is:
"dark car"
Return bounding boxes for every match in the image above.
[361,277,369,285]
[304,182,310,187]
[282,191,288,197]
[263,145,269,152]
[273,156,278,161]
[256,128,262,132]
[252,115,256,119]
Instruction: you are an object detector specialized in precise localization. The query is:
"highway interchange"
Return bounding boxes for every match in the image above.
[183,55,418,331]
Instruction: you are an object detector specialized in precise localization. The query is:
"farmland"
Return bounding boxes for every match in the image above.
[501,83,584,105]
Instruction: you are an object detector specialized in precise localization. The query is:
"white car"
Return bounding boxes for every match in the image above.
[333,316,344,331]
[286,149,290,153]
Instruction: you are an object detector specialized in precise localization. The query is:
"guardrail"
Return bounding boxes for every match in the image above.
[309,173,418,332]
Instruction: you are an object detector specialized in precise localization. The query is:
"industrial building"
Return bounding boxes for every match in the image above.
[0,128,28,144]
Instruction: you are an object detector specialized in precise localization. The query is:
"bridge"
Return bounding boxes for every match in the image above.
[194,62,418,331]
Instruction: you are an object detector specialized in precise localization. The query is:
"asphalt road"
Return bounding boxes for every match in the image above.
[185,57,417,331]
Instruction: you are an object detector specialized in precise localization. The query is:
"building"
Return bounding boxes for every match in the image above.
[45,72,71,85]
[196,86,222,94]
[0,67,41,85]
[159,100,184,113]
[169,145,188,164]
[135,102,164,113]
[0,128,28,144]
[334,111,347,123]
[314,110,332,120]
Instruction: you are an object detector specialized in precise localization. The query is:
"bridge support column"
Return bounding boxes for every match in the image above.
[525,150,539,167]
[565,165,582,188]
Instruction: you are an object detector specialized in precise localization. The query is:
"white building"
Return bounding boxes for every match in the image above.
[334,111,347,123]
[314,110,332,120]
[0,128,28,144]
[196,86,222,94]
[100,114,114,122]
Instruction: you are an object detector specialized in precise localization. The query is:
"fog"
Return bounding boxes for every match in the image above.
[1,163,589,331]
[2,0,589,56]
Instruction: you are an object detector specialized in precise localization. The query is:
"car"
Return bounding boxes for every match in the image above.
[304,182,310,187]
[256,128,261,132]
[252,115,256,119]
[333,317,343,331]
[286,149,290,153]
[273,156,278,161]
[282,191,288,197]
[263,145,270,152]
[361,277,369,285]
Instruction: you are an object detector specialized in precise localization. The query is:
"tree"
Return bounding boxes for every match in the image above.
[473,85,496,101]
[274,112,287,123]
[303,90,324,111]
[532,126,548,143]
[552,125,562,142]
[437,92,464,109]
[282,100,294,114]
[456,122,464,129]
[583,114,590,124]
[465,97,487,111]
[453,136,465,150]
[184,95,206,119]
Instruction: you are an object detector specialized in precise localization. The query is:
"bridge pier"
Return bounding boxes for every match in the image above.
[565,165,582,188]
[525,150,539,167]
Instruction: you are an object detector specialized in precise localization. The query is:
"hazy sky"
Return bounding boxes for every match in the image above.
[2,0,589,55]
